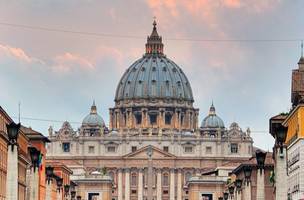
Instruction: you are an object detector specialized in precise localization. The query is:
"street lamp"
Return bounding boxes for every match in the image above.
[45,166,54,184]
[28,147,40,172]
[228,185,235,198]
[235,179,242,194]
[64,184,70,196]
[243,166,252,185]
[218,197,223,200]
[256,150,266,173]
[76,196,81,200]
[71,191,76,199]
[56,177,63,192]
[275,124,288,155]
[6,122,20,151]
[223,192,229,200]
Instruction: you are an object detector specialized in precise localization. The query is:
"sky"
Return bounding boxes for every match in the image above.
[0,0,303,151]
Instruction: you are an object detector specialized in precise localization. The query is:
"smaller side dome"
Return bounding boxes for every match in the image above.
[201,103,225,129]
[82,101,105,127]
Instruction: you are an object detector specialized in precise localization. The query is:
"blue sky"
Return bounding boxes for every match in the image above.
[0,0,303,150]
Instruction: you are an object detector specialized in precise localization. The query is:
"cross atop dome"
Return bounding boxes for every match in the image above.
[145,18,164,55]
[209,102,216,115]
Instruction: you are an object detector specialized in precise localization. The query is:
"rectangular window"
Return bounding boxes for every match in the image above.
[206,146,212,154]
[149,114,157,125]
[184,146,193,153]
[163,146,169,152]
[132,146,137,152]
[135,114,142,125]
[165,113,172,125]
[89,146,95,153]
[107,146,116,153]
[231,143,238,153]
[62,142,70,152]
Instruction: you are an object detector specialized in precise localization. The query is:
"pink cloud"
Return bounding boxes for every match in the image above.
[53,52,94,73]
[0,44,34,63]
[222,0,241,8]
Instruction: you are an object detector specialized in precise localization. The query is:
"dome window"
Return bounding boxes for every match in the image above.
[177,81,181,86]
[138,80,143,84]
[152,80,157,84]
[127,81,131,84]
[163,67,167,71]
[135,113,142,125]
[152,67,156,71]
[132,68,137,72]
[165,80,170,85]
[165,113,172,125]
[149,113,157,125]
[141,67,145,71]
[172,68,177,72]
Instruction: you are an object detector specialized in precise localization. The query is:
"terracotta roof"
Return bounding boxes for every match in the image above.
[21,126,50,142]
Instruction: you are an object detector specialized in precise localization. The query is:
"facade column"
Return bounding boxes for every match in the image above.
[275,147,287,200]
[177,169,182,200]
[29,168,39,200]
[138,169,143,200]
[156,169,162,200]
[6,145,18,200]
[125,168,130,200]
[170,169,175,200]
[118,169,123,200]
[256,169,265,200]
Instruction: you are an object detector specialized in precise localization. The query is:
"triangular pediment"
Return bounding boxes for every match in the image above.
[123,145,176,159]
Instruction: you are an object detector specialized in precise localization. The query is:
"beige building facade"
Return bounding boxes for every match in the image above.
[47,21,254,200]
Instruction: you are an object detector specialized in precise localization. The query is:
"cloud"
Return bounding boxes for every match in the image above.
[53,52,94,73]
[0,44,40,63]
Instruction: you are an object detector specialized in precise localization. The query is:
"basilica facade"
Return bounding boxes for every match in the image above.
[46,21,253,200]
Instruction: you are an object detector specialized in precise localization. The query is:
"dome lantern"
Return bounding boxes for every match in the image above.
[145,19,164,55]
[201,103,225,129]
[82,101,105,127]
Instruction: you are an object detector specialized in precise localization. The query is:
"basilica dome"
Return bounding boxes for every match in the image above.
[201,103,225,129]
[82,101,105,127]
[114,21,193,102]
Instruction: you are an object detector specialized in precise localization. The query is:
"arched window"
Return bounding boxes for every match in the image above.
[131,173,137,186]
[163,173,169,186]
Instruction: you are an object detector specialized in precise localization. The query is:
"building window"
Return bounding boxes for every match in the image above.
[184,146,193,153]
[88,146,95,153]
[107,146,116,153]
[185,172,192,183]
[135,114,142,125]
[62,142,70,152]
[231,143,238,154]
[149,114,157,125]
[132,146,137,152]
[163,146,169,152]
[131,190,137,194]
[165,113,172,125]
[206,146,212,154]
[131,173,137,186]
[163,190,169,195]
[163,173,169,186]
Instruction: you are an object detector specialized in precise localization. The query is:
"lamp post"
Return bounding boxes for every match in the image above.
[243,166,252,200]
[45,166,54,200]
[256,150,266,200]
[218,197,223,200]
[64,184,70,200]
[76,196,81,200]
[6,122,20,151]
[228,186,235,200]
[28,147,41,200]
[5,122,20,200]
[71,191,76,200]
[56,177,63,200]
[235,179,242,200]
[223,192,229,200]
[272,123,288,200]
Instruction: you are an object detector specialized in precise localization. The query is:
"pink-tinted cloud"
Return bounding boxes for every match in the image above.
[0,44,36,63]
[53,52,94,73]
[222,0,241,8]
